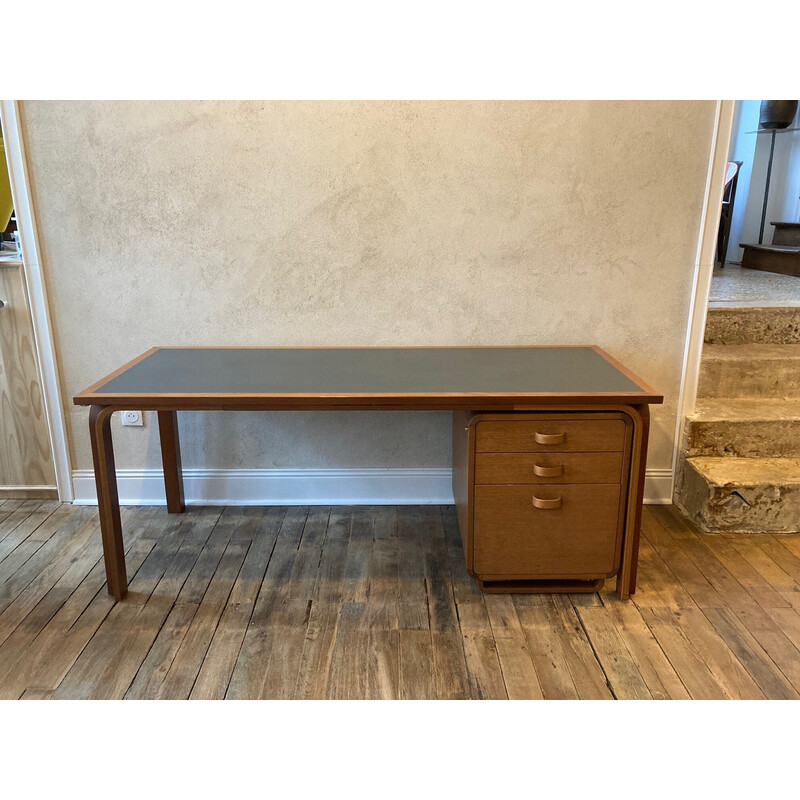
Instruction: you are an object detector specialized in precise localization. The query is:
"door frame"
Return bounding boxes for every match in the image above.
[0,100,73,501]
[670,100,736,497]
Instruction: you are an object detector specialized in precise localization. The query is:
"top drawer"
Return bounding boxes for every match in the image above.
[475,417,626,453]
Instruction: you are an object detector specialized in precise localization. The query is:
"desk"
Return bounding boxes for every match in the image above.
[74,346,662,601]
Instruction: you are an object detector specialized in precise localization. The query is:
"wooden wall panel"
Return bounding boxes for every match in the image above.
[0,264,55,487]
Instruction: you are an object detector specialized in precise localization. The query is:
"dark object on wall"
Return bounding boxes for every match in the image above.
[759,100,799,130]
[716,161,742,266]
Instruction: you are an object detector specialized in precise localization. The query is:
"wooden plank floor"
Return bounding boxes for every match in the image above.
[1,499,800,699]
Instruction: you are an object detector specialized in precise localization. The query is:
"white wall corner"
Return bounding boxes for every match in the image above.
[73,466,673,506]
[670,100,736,502]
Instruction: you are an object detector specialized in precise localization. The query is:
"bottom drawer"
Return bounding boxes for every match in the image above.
[473,484,622,578]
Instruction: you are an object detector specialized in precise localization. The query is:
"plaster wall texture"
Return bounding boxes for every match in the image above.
[20,101,717,476]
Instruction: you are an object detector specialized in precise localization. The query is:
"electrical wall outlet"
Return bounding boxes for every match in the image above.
[120,410,144,427]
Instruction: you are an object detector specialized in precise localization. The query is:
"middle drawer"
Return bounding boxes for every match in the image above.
[474,451,623,485]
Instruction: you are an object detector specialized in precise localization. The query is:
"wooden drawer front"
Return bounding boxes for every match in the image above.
[474,451,623,485]
[473,484,622,577]
[476,419,625,453]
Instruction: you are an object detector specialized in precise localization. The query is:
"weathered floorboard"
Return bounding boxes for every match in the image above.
[1,504,798,700]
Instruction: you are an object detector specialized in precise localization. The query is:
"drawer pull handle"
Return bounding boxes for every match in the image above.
[534,431,565,445]
[532,495,563,510]
[534,464,563,478]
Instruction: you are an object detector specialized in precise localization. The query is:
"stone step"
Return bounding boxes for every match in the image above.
[685,398,800,457]
[697,343,800,398]
[675,456,800,533]
[705,307,800,345]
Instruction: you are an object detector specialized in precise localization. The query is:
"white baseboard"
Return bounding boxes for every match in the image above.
[642,469,673,505]
[72,468,454,506]
[72,467,673,506]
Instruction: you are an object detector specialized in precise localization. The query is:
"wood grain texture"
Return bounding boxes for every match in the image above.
[2,503,799,699]
[0,265,55,488]
[89,406,127,600]
[157,410,185,514]
[474,483,622,577]
[475,417,626,453]
[474,451,624,485]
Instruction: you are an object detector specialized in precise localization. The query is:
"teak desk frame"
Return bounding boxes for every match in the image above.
[74,346,662,603]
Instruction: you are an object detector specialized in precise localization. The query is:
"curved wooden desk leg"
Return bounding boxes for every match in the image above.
[89,405,128,600]
[158,410,185,513]
[617,405,650,599]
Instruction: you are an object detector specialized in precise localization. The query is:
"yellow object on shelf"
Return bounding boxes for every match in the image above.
[0,139,14,232]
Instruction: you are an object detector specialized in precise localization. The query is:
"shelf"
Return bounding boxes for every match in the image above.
[746,127,800,134]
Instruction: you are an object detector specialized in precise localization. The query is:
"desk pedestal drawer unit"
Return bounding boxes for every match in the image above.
[74,346,661,602]
[453,411,641,593]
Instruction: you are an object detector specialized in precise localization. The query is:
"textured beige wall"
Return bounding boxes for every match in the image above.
[21,100,716,476]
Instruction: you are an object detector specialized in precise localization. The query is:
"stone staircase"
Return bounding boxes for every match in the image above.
[674,306,800,533]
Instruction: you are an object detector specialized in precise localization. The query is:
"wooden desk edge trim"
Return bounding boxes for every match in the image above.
[78,346,160,396]
[590,345,661,398]
[73,391,664,409]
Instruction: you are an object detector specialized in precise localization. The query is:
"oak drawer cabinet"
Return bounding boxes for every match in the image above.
[453,410,638,593]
